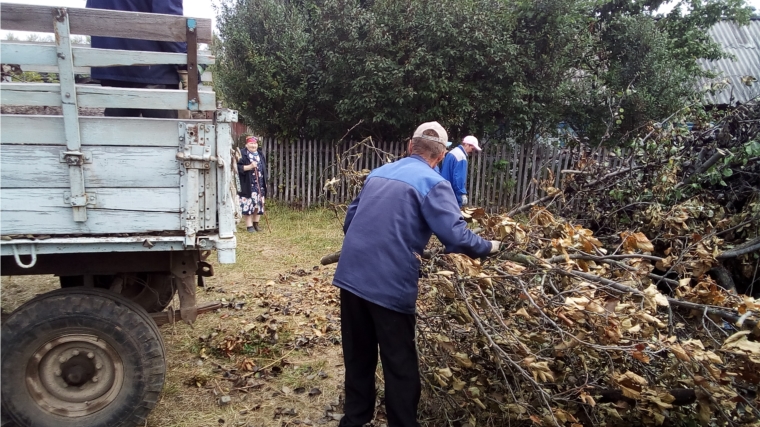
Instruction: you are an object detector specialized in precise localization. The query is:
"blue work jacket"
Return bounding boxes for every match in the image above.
[333,155,492,314]
[86,0,186,85]
[440,146,469,206]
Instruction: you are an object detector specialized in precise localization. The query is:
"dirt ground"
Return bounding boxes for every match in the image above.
[1,205,355,427]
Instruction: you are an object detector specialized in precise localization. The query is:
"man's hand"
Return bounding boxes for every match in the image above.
[489,240,501,254]
[461,195,468,206]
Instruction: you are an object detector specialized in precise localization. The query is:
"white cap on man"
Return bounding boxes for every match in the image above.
[462,135,481,151]
[413,122,449,148]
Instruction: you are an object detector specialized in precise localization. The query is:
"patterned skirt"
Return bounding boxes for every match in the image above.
[240,182,265,215]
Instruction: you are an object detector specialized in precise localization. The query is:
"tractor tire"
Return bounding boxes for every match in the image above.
[1,287,166,427]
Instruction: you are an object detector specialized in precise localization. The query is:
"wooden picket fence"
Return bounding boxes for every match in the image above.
[260,137,630,212]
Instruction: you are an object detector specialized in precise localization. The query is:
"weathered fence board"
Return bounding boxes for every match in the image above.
[256,137,628,212]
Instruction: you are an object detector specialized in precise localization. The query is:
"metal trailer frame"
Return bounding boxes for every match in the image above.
[0,4,238,324]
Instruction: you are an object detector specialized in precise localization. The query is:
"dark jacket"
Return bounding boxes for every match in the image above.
[333,155,492,314]
[237,148,268,199]
[86,0,186,85]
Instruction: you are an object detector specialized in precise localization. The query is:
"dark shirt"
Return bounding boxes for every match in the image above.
[86,0,186,85]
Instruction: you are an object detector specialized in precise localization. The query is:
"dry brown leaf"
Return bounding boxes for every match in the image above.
[453,353,474,368]
[446,254,483,277]
[621,231,654,253]
[580,391,596,407]
[669,344,691,361]
[637,312,666,328]
[643,284,670,308]
[472,397,486,410]
[565,296,590,310]
[499,260,527,275]
[722,331,760,363]
[585,301,606,314]
[644,392,674,410]
[554,408,578,423]
[615,370,648,387]
[515,307,532,319]
[631,350,650,363]
[434,373,448,387]
[437,367,453,378]
[528,361,555,382]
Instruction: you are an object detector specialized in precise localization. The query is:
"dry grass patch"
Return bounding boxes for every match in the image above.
[149,202,346,426]
[0,274,59,313]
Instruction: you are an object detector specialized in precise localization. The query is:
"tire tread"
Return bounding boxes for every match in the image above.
[1,288,166,427]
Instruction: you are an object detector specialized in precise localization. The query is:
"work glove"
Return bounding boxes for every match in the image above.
[461,195,468,206]
[489,240,501,254]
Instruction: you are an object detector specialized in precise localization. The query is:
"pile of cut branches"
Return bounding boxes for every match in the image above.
[552,100,759,295]
[416,207,760,427]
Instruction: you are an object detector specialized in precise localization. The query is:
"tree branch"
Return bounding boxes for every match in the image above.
[716,236,760,260]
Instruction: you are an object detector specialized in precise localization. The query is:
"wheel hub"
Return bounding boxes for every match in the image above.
[60,354,96,387]
[27,334,124,416]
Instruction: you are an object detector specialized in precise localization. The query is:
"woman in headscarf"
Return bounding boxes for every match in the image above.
[237,136,268,232]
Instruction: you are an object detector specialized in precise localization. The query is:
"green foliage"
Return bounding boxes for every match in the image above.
[215,0,311,139]
[7,71,51,83]
[215,0,754,144]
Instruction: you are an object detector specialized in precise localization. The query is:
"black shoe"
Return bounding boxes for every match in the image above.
[253,222,260,232]
[247,226,257,232]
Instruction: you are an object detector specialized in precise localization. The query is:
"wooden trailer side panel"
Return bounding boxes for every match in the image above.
[0,115,219,236]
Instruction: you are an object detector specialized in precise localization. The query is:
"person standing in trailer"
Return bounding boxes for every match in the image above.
[86,0,186,118]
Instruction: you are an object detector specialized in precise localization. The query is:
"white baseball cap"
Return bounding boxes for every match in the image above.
[462,135,481,151]
[413,122,449,147]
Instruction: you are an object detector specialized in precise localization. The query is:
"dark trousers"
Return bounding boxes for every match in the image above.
[339,289,421,427]
[100,79,179,119]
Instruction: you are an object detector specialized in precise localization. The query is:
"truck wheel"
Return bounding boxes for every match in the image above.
[59,273,176,313]
[1,287,166,427]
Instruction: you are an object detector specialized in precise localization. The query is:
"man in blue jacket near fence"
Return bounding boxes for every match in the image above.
[86,0,186,118]
[333,122,500,427]
[440,135,482,207]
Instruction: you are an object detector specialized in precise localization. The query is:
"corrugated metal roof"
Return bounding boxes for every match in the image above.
[697,17,760,105]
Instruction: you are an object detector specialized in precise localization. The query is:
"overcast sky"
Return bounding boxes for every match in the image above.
[2,0,758,40]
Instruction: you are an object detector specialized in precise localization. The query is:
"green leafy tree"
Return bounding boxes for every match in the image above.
[215,0,312,139]
[214,0,754,144]
[562,0,753,144]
